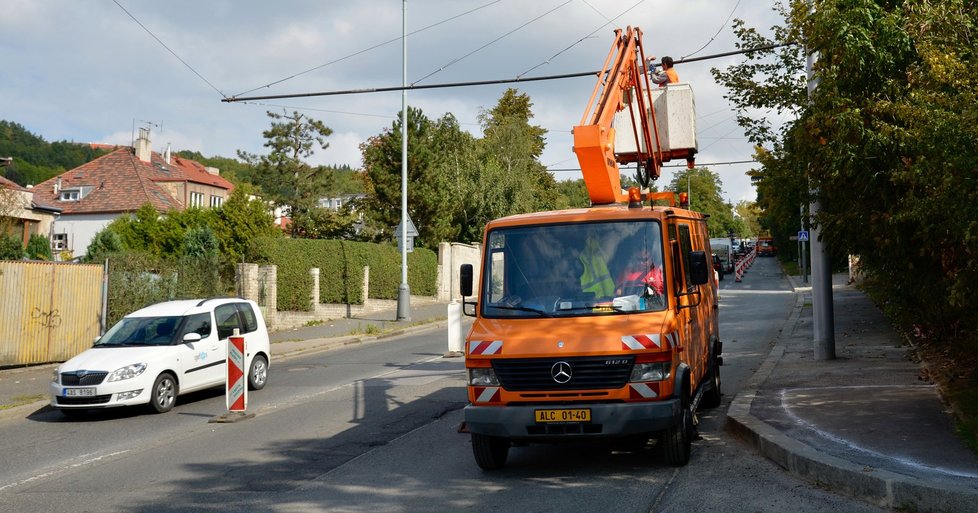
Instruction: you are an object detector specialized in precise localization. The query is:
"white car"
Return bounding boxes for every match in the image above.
[51,298,271,416]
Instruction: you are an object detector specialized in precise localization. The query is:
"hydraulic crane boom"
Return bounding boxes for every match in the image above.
[573,26,695,205]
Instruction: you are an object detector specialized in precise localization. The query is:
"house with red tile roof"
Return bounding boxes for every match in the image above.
[32,128,233,259]
[0,174,61,249]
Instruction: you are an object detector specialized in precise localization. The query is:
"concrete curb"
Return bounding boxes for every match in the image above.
[725,283,978,512]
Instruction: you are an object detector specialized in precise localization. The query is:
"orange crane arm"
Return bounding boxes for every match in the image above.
[573,26,661,205]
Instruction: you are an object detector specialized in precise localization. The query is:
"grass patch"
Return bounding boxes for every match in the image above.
[0,394,46,410]
[304,319,325,327]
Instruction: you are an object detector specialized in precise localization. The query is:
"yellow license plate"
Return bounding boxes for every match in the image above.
[534,408,591,423]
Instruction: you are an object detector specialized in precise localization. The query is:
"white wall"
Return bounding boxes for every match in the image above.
[51,213,120,259]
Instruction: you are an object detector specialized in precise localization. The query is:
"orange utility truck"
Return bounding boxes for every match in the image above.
[458,27,721,470]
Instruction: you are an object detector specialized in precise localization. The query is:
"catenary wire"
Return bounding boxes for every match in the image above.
[112,0,226,98]
[232,0,504,98]
[517,0,647,78]
[412,0,574,85]
[680,0,742,60]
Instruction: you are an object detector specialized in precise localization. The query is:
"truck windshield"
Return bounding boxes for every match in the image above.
[481,220,666,318]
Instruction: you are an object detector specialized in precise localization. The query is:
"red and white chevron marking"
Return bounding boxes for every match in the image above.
[621,332,677,351]
[473,386,500,403]
[629,382,659,399]
[468,340,502,355]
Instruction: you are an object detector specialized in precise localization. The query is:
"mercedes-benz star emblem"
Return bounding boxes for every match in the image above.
[551,361,572,384]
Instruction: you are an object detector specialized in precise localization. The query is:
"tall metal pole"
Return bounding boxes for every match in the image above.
[806,7,834,359]
[396,0,411,321]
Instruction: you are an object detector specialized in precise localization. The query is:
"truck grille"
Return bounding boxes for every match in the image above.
[60,371,108,386]
[492,356,634,391]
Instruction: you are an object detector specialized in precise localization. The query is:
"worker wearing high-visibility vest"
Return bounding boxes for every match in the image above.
[579,236,615,298]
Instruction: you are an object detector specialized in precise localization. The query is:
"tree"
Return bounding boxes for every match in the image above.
[0,233,23,260]
[360,107,462,248]
[238,111,335,236]
[712,0,978,341]
[666,167,739,238]
[26,234,53,261]
[84,229,125,263]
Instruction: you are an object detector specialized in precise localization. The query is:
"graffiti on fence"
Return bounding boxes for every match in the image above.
[32,307,63,328]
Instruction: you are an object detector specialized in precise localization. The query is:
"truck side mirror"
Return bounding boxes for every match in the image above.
[460,264,473,297]
[689,251,710,286]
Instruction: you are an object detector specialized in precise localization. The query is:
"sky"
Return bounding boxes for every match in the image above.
[0,0,786,205]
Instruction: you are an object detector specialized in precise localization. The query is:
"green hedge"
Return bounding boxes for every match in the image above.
[247,238,437,311]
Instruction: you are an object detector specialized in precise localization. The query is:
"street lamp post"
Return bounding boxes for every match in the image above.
[396,0,411,321]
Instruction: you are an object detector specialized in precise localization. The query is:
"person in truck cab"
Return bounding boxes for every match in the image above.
[616,248,664,297]
[579,232,615,298]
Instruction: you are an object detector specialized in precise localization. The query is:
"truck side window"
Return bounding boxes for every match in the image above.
[668,224,684,292]
[679,225,694,293]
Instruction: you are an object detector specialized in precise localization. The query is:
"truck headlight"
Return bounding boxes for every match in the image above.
[468,367,499,386]
[629,362,671,382]
[107,363,148,382]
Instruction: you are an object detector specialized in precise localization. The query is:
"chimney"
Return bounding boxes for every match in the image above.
[135,127,152,162]
[205,166,220,176]
[163,143,171,164]
[54,177,61,195]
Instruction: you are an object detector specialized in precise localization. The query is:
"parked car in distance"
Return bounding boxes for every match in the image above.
[51,298,271,416]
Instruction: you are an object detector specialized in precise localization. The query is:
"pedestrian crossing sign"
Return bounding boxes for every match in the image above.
[798,230,809,242]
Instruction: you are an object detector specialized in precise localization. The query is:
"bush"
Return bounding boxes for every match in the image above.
[0,233,24,260]
[247,237,438,311]
[26,234,53,261]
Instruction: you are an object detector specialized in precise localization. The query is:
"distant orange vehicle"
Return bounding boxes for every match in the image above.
[756,237,777,257]
[457,26,720,470]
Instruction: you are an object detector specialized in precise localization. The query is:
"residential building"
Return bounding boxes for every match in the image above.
[32,128,233,259]
[0,175,61,248]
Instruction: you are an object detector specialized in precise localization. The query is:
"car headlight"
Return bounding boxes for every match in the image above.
[629,362,671,382]
[468,367,499,386]
[107,363,148,382]
[52,366,61,384]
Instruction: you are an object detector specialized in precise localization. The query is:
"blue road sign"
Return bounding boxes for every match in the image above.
[798,230,809,242]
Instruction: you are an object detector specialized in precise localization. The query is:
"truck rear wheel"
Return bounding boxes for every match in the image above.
[472,433,509,470]
[661,389,692,466]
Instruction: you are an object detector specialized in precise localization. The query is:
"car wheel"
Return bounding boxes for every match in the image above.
[248,355,268,391]
[149,373,177,413]
[471,433,509,470]
[661,386,692,466]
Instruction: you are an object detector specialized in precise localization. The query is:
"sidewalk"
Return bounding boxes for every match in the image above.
[727,273,978,512]
[0,301,457,419]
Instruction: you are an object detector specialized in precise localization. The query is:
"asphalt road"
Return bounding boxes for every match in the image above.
[0,258,888,512]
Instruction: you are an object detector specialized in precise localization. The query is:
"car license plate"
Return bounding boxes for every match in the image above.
[534,408,591,423]
[64,388,96,397]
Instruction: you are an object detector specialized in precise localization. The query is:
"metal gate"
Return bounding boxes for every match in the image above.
[0,261,105,366]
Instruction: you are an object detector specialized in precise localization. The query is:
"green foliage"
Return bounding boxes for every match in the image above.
[0,233,24,260]
[84,229,126,263]
[247,237,437,311]
[0,120,109,186]
[715,0,978,341]
[358,89,563,248]
[237,111,335,235]
[26,234,53,261]
[666,167,741,238]
[291,206,359,239]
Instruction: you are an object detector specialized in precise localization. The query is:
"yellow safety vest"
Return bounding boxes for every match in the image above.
[580,239,615,298]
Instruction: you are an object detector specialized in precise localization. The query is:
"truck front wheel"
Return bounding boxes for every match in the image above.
[661,389,693,466]
[472,433,510,470]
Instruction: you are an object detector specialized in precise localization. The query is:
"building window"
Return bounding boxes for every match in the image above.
[210,195,223,208]
[52,233,68,251]
[59,190,80,201]
[190,192,204,208]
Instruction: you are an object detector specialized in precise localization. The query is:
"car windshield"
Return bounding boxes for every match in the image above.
[95,316,184,347]
[481,220,667,318]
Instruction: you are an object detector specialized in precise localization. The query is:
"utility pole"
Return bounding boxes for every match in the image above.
[396,0,411,321]
[806,5,835,359]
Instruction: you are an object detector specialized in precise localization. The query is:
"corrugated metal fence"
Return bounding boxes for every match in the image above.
[0,261,105,366]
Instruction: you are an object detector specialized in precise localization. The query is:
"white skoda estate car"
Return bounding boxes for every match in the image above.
[51,298,271,416]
